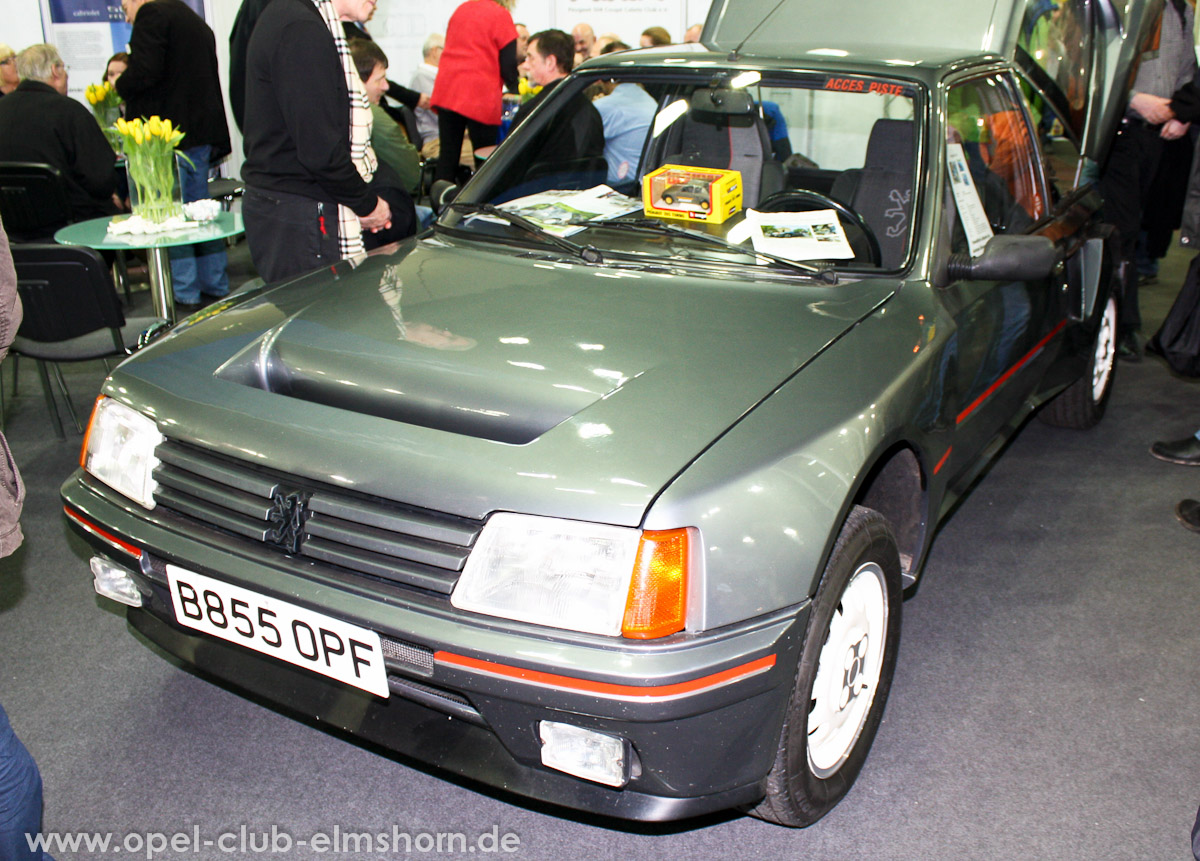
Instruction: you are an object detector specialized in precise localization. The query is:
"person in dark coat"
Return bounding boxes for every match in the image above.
[0,44,118,223]
[1147,74,1200,530]
[117,0,232,307]
[228,0,274,133]
[1096,0,1196,361]
[240,0,392,281]
[511,29,603,173]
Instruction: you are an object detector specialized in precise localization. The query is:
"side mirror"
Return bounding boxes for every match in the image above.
[136,320,172,350]
[430,180,460,216]
[947,235,1060,282]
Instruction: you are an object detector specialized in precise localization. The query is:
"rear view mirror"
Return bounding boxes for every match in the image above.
[690,88,754,118]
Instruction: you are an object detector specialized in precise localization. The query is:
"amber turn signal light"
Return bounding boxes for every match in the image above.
[622,528,690,639]
[79,396,106,469]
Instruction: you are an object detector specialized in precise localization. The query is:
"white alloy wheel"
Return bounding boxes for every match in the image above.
[1091,295,1117,402]
[806,560,888,778]
[750,506,901,827]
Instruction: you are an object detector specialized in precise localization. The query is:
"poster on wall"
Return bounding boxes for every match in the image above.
[555,0,684,49]
[38,0,208,106]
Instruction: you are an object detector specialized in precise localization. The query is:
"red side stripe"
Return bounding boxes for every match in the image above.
[435,651,776,700]
[63,506,143,559]
[957,320,1067,425]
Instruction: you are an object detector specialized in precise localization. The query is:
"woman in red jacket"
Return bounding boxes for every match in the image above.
[430,0,519,182]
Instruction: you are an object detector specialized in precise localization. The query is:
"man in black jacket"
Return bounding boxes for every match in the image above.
[0,44,118,224]
[241,0,391,282]
[117,0,232,307]
[228,0,427,134]
[512,29,604,175]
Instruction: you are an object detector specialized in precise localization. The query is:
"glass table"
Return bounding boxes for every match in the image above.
[55,212,244,324]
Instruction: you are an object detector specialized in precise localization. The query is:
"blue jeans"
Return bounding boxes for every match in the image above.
[0,704,51,860]
[169,145,229,304]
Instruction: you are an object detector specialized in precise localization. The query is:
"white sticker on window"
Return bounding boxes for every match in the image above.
[947,142,994,258]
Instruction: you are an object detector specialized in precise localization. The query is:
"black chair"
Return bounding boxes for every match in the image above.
[0,162,73,242]
[208,175,245,211]
[830,119,915,269]
[390,103,437,200]
[9,244,166,438]
[655,88,784,208]
[392,103,424,150]
[0,160,134,305]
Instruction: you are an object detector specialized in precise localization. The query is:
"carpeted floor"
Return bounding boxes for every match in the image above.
[1,236,1198,860]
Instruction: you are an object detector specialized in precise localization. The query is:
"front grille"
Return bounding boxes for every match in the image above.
[151,440,483,596]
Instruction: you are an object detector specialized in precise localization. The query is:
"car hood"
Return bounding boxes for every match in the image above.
[112,237,898,525]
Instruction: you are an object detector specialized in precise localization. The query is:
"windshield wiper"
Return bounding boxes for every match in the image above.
[446,202,604,264]
[598,218,838,283]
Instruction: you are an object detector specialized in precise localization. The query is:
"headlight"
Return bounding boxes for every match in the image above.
[80,397,164,509]
[451,513,691,638]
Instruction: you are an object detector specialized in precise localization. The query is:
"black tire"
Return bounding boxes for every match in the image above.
[1039,293,1117,429]
[701,200,710,211]
[662,194,674,206]
[749,506,902,827]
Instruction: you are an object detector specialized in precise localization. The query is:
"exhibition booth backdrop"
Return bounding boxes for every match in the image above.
[22,0,715,179]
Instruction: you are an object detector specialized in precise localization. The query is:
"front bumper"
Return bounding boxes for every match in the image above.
[63,471,808,821]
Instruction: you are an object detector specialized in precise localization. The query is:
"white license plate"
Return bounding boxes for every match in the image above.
[166,566,389,698]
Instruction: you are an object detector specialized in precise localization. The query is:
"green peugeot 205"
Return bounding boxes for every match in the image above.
[62,0,1153,827]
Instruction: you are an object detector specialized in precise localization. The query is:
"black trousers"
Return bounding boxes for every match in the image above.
[1098,118,1164,335]
[243,186,340,283]
[363,162,418,250]
[434,108,497,183]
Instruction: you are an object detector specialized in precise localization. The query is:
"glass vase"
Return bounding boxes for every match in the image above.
[96,104,123,154]
[127,150,183,224]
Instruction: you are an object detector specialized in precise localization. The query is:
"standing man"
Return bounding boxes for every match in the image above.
[410,33,444,146]
[1097,0,1196,360]
[241,0,391,282]
[513,29,604,169]
[116,0,232,309]
[0,44,119,223]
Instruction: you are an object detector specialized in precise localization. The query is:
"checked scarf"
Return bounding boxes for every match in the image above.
[314,0,378,258]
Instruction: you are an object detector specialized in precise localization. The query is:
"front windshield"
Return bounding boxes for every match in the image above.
[441,66,920,274]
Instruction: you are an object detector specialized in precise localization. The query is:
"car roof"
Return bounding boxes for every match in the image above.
[577,46,959,82]
[591,0,1160,165]
[701,0,1050,60]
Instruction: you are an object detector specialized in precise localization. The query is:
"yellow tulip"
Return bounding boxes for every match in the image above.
[147,116,163,137]
[116,117,129,134]
[161,119,173,136]
[133,129,143,145]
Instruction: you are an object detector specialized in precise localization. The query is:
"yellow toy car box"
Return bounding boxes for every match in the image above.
[643,165,743,223]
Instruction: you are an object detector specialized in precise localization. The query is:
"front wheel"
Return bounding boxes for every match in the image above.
[749,506,902,827]
[1039,293,1117,429]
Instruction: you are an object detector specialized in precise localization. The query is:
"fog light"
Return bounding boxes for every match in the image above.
[538,721,629,787]
[90,556,143,607]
